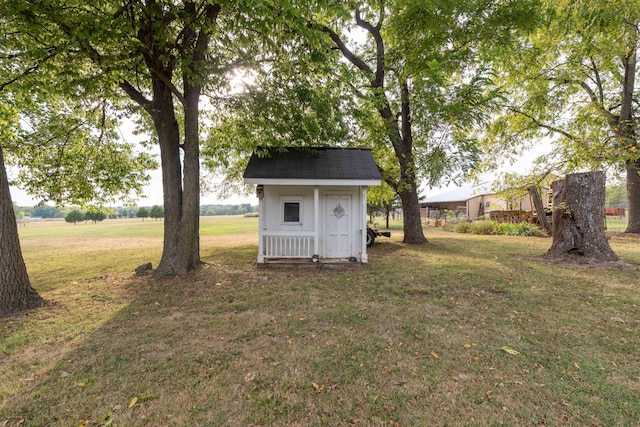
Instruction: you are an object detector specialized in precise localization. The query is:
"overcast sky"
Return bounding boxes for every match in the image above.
[9,115,552,208]
[9,143,550,208]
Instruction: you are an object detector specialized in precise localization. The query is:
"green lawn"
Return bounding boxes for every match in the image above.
[17,215,259,239]
[2,218,639,426]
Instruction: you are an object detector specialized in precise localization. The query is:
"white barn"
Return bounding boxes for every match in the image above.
[243,147,381,264]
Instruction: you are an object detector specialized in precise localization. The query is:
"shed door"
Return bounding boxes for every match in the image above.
[326,194,352,258]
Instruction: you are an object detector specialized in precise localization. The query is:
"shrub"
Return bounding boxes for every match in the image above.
[495,222,543,237]
[470,220,496,235]
[454,222,471,233]
[440,223,454,232]
[441,220,543,237]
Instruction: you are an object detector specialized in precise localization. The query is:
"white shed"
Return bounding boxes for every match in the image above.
[243,147,381,264]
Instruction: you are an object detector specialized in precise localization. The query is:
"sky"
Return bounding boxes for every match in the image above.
[8,117,259,208]
[8,163,258,208]
[8,102,552,208]
[9,142,549,208]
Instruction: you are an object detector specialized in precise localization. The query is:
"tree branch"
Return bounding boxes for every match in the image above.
[119,80,152,108]
[195,3,221,61]
[580,81,618,126]
[508,106,578,141]
[589,57,604,105]
[355,8,385,87]
[319,25,374,75]
[400,78,412,145]
[153,68,186,105]
[0,50,56,92]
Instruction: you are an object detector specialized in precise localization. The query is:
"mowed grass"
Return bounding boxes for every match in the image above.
[1,218,639,426]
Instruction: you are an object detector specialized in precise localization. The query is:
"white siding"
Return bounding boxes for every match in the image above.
[260,185,365,261]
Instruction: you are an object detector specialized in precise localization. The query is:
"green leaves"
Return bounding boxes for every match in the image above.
[7,100,155,207]
[484,0,640,176]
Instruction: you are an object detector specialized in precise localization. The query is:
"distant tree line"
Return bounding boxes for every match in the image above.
[12,204,70,219]
[64,209,109,224]
[13,203,254,220]
[200,204,257,216]
[605,182,628,208]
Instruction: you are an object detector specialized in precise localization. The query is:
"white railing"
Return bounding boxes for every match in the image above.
[263,232,314,258]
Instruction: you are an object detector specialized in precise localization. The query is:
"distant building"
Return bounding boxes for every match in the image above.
[422,181,551,221]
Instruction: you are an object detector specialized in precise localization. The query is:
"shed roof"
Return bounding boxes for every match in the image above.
[424,181,493,204]
[243,147,381,184]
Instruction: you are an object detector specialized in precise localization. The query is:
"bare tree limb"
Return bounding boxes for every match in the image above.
[0,50,57,92]
[589,57,605,104]
[508,106,578,141]
[319,24,374,75]
[119,80,152,108]
[355,9,385,87]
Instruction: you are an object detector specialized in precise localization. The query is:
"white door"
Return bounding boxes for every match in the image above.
[326,194,352,258]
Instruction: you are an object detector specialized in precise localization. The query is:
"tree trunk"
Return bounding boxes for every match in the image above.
[148,80,202,277]
[385,202,390,229]
[617,49,639,233]
[379,85,427,244]
[528,185,552,234]
[397,80,427,244]
[180,83,202,269]
[624,160,640,233]
[398,185,427,244]
[151,83,192,277]
[546,171,618,261]
[323,15,427,245]
[0,147,44,316]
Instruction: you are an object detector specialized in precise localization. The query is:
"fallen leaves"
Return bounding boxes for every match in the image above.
[500,346,520,355]
[245,372,256,383]
[128,397,138,409]
[125,393,157,411]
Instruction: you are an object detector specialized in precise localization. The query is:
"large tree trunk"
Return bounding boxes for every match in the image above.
[379,117,427,244]
[181,83,202,269]
[397,81,427,244]
[151,83,194,277]
[149,84,201,277]
[323,14,427,245]
[624,160,640,233]
[0,147,44,316]
[398,184,426,244]
[546,171,618,261]
[617,50,639,233]
[380,83,427,244]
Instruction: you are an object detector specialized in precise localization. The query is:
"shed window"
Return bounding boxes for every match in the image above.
[283,202,301,223]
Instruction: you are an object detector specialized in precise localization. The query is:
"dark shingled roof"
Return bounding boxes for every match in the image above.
[243,147,381,181]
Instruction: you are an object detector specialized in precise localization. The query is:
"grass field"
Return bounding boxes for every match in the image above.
[2,217,639,426]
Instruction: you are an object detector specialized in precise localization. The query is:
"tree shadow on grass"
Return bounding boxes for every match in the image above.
[3,235,640,426]
[3,246,406,426]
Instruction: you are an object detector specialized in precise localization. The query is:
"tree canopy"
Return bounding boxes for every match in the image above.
[483,0,640,232]
[205,0,541,243]
[1,0,159,315]
[7,0,289,275]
